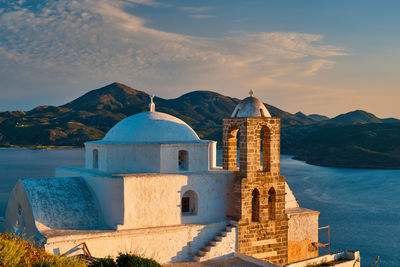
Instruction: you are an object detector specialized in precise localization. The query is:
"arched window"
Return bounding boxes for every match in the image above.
[268,187,276,220]
[251,188,260,222]
[236,129,241,168]
[223,125,240,170]
[181,190,198,215]
[17,203,22,216]
[178,150,188,170]
[93,149,99,169]
[261,126,271,172]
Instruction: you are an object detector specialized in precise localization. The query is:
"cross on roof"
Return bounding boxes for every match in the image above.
[249,89,254,97]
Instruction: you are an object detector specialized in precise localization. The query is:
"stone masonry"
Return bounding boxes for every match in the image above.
[223,117,288,266]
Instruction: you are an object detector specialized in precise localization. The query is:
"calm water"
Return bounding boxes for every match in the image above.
[0,149,399,266]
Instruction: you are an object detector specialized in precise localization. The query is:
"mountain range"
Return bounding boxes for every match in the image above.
[0,82,399,169]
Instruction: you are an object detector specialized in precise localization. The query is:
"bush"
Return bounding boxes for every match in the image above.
[0,232,86,267]
[116,253,160,267]
[88,256,117,267]
[33,256,87,267]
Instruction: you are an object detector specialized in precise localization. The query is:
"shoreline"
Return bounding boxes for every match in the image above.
[0,145,82,150]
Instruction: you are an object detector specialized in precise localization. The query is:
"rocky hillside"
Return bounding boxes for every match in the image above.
[0,83,312,147]
[282,122,400,169]
[0,82,399,169]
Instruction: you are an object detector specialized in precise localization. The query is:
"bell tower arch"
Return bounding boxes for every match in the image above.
[223,91,288,265]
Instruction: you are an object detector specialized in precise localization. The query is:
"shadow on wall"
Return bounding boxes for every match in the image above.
[171,224,227,262]
[172,182,229,262]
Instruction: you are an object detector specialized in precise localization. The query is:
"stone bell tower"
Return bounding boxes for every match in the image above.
[223,91,288,265]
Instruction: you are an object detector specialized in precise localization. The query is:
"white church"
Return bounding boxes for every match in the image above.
[1,93,355,266]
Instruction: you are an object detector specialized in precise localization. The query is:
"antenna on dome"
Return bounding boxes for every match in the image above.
[149,95,155,112]
[249,89,254,97]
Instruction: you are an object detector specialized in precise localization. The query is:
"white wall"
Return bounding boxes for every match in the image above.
[56,168,124,229]
[86,143,161,173]
[56,167,235,230]
[85,141,214,174]
[3,181,38,241]
[119,171,234,229]
[44,222,228,263]
[285,251,361,267]
[160,143,210,173]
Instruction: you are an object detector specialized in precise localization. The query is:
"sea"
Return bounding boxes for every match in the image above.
[0,148,399,266]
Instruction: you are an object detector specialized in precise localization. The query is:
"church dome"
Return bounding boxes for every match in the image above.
[103,111,200,143]
[231,91,271,118]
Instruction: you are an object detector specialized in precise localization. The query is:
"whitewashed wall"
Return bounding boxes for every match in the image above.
[120,171,234,229]
[160,143,210,173]
[44,222,228,263]
[85,141,214,174]
[56,167,235,229]
[3,181,37,240]
[56,168,123,229]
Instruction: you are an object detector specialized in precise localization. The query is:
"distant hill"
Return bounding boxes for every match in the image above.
[327,110,384,124]
[0,82,399,169]
[295,112,330,123]
[308,114,329,122]
[0,82,311,147]
[282,122,400,169]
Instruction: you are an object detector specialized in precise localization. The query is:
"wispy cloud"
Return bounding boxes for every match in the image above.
[189,14,216,19]
[178,5,215,19]
[179,6,212,13]
[0,0,345,111]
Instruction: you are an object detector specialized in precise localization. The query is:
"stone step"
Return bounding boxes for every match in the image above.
[208,240,219,246]
[197,250,206,256]
[214,235,223,241]
[192,224,237,262]
[201,246,211,252]
[193,255,202,262]
[226,226,234,232]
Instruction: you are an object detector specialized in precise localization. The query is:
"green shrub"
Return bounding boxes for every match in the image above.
[33,256,87,267]
[0,232,86,267]
[116,253,160,267]
[89,256,117,267]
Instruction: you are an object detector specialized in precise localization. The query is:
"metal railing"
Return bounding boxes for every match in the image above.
[318,225,330,255]
[82,242,92,257]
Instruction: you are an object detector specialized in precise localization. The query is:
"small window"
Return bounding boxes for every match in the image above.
[93,149,99,169]
[268,187,276,220]
[17,203,22,216]
[252,189,260,222]
[178,150,188,170]
[181,197,190,213]
[181,190,198,215]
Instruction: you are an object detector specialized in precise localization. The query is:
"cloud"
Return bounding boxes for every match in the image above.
[189,14,216,19]
[179,6,212,13]
[299,59,336,77]
[179,6,215,19]
[0,0,345,111]
[122,0,159,7]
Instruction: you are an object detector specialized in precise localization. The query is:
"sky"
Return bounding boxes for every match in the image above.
[0,0,399,118]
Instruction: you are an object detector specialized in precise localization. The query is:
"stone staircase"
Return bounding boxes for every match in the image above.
[193,224,237,262]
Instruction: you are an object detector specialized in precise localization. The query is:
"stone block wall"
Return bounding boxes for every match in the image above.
[236,173,288,266]
[222,117,280,176]
[223,116,288,265]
